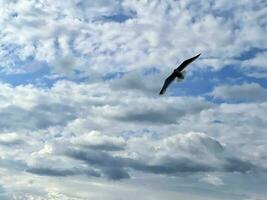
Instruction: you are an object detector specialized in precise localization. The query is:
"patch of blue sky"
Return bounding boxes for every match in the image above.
[143,67,161,75]
[103,67,160,81]
[120,128,160,140]
[0,44,20,64]
[0,42,90,87]
[100,8,136,23]
[0,64,51,86]
[237,47,267,60]
[0,67,91,88]
[103,71,126,80]
[102,13,134,23]
[0,57,66,87]
[213,9,235,19]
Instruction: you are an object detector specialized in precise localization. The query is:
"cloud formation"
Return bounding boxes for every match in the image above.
[0,0,266,76]
[0,0,266,200]
[210,83,267,102]
[24,131,263,181]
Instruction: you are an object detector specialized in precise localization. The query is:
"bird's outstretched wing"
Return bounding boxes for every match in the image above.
[159,71,176,95]
[177,53,201,72]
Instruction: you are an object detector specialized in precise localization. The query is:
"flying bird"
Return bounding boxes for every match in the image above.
[159,54,201,95]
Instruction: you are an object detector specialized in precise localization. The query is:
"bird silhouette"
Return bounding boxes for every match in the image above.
[159,54,201,95]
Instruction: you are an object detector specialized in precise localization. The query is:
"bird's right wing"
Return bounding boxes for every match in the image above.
[177,53,201,72]
[159,72,176,95]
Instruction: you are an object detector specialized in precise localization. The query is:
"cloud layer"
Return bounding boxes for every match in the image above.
[0,79,266,199]
[0,0,266,200]
[0,0,266,76]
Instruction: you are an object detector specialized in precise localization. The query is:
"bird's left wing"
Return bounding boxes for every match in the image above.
[159,72,176,95]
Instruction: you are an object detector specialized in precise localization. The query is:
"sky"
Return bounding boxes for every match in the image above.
[0,0,266,199]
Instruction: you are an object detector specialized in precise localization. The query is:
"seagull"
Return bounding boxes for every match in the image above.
[159,54,201,95]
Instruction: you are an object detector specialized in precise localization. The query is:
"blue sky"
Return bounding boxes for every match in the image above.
[0,0,266,199]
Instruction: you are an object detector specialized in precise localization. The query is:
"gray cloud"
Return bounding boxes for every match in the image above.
[64,148,214,179]
[109,97,213,124]
[82,143,125,152]
[131,157,214,174]
[60,132,261,181]
[65,149,127,168]
[0,157,28,171]
[223,157,258,173]
[0,104,76,131]
[26,168,76,177]
[109,69,162,95]
[102,167,130,180]
[64,149,130,180]
[26,167,100,178]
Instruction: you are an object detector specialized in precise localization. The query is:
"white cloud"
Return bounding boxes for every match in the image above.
[70,131,126,151]
[0,0,266,75]
[200,174,224,186]
[242,51,267,77]
[0,132,24,146]
[210,83,267,102]
[243,51,267,69]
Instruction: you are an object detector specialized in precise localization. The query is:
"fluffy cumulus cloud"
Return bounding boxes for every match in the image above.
[0,0,266,200]
[0,0,266,75]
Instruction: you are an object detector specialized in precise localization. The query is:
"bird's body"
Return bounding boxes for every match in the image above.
[159,54,201,95]
[174,69,185,79]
